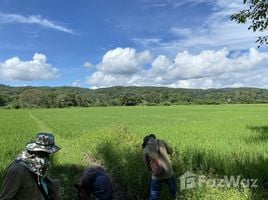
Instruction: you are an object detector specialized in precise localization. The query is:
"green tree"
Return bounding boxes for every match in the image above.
[231,0,268,47]
[0,94,8,106]
[18,89,44,107]
[120,95,142,106]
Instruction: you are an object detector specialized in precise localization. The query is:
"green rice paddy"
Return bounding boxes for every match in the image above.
[0,105,268,199]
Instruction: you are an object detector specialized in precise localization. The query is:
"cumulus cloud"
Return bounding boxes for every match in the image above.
[97,47,152,75]
[151,47,264,80]
[173,67,268,89]
[85,47,152,87]
[0,12,75,34]
[0,53,59,81]
[85,47,268,89]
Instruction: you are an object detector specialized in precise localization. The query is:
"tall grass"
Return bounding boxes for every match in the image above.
[0,110,39,183]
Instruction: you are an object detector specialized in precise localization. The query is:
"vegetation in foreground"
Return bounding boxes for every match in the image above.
[0,105,268,199]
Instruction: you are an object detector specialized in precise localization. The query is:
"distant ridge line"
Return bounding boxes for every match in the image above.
[0,84,268,108]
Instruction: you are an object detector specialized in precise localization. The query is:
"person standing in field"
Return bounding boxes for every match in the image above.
[0,133,61,200]
[142,134,176,200]
[74,165,113,200]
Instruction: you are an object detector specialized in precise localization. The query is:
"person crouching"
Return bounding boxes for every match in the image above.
[75,166,113,200]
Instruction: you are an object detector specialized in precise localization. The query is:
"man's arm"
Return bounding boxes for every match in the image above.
[0,165,22,199]
[143,150,151,171]
[163,140,173,155]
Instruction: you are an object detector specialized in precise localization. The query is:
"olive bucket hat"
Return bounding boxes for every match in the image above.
[26,133,60,154]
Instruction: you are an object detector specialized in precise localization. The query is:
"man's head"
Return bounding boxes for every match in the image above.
[26,133,60,154]
[15,133,60,176]
[142,133,156,148]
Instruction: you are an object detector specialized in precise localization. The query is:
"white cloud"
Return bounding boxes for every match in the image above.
[132,38,161,45]
[97,47,152,75]
[83,61,94,68]
[0,12,75,34]
[0,53,59,81]
[170,0,214,7]
[150,55,172,76]
[72,80,81,87]
[136,0,267,54]
[174,66,268,89]
[144,0,214,8]
[163,47,264,80]
[170,27,192,37]
[85,47,268,89]
[165,24,262,54]
[87,72,124,87]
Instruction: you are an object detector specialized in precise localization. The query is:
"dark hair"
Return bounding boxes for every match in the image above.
[142,134,156,148]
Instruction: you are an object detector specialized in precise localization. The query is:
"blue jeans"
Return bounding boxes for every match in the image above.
[150,176,176,200]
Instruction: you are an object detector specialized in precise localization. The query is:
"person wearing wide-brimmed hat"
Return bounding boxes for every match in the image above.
[142,134,176,200]
[0,133,61,200]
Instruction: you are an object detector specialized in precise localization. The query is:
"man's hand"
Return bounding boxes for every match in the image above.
[79,191,89,200]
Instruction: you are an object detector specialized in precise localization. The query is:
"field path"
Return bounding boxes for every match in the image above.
[28,111,53,132]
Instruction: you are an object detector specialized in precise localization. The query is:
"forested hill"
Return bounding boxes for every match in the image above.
[0,84,268,108]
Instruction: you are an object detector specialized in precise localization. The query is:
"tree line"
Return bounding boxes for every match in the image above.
[0,84,268,108]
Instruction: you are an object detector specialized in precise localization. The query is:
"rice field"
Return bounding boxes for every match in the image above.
[0,104,268,199]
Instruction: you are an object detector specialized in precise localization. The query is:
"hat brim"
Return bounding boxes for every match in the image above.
[26,142,60,154]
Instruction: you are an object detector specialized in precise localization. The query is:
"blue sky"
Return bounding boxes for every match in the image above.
[0,0,268,89]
